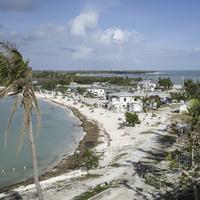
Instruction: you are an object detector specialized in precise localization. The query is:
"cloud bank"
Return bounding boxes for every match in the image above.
[1,9,199,70]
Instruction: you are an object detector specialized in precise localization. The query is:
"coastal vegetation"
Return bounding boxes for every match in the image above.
[74,183,112,200]
[184,79,200,99]
[170,79,200,102]
[157,77,173,90]
[170,91,188,102]
[125,112,140,126]
[0,42,43,200]
[145,98,200,199]
[75,149,100,172]
[32,71,142,90]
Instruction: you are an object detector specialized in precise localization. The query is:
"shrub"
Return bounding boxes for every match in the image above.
[125,112,140,126]
[79,150,99,172]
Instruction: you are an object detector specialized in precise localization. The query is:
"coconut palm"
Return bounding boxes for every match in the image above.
[0,41,43,200]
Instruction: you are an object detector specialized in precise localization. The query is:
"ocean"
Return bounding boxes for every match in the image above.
[84,70,200,85]
[0,97,83,188]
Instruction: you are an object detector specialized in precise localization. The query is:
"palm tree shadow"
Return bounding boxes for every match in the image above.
[119,180,150,200]
[137,148,167,161]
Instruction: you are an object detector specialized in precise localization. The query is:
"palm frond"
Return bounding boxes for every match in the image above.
[0,41,27,86]
[17,94,32,152]
[30,86,41,136]
[0,41,41,150]
[17,108,29,152]
[4,95,21,150]
[0,78,25,97]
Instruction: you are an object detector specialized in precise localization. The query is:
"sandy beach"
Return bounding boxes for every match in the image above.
[0,94,177,200]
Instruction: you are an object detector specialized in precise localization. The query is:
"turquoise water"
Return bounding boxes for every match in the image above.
[0,97,83,188]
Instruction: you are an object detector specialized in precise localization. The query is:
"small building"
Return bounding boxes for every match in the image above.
[137,80,156,92]
[68,82,78,92]
[86,87,106,99]
[129,100,143,112]
[107,92,143,113]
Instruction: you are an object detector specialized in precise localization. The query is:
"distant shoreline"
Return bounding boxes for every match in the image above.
[33,70,157,74]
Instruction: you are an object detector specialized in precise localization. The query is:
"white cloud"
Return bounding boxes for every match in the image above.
[1,10,147,68]
[69,11,99,37]
[94,28,143,46]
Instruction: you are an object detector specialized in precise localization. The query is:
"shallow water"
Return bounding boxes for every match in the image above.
[0,97,83,188]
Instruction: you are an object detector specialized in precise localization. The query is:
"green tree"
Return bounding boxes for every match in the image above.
[0,42,43,200]
[184,79,200,99]
[157,77,173,90]
[125,112,140,126]
[187,99,200,120]
[170,91,188,102]
[77,87,86,95]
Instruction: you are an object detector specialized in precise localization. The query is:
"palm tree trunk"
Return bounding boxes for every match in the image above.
[28,114,43,200]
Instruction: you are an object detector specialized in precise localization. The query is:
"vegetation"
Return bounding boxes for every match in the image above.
[76,149,100,172]
[74,183,111,200]
[0,41,43,200]
[77,87,86,95]
[157,77,173,90]
[175,99,200,200]
[143,96,200,200]
[153,98,200,199]
[125,112,140,126]
[184,79,200,99]
[170,91,188,102]
[170,80,200,103]
[187,99,200,119]
[142,96,161,111]
[34,70,155,75]
[84,91,96,98]
[77,173,102,181]
[32,71,142,90]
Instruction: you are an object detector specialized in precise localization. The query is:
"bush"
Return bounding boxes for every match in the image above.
[74,184,111,200]
[78,150,99,172]
[125,112,140,126]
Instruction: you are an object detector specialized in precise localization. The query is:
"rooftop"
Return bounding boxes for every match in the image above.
[108,92,135,97]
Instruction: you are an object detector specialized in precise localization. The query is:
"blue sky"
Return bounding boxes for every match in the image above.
[0,0,200,70]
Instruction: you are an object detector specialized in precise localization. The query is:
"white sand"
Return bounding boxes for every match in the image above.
[0,93,176,200]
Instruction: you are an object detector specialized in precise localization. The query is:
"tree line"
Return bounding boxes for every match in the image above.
[32,71,142,90]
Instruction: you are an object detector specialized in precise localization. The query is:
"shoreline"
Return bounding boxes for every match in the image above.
[0,96,178,200]
[0,99,100,194]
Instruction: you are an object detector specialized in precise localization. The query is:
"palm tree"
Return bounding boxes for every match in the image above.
[0,41,43,200]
